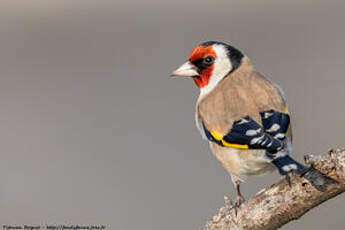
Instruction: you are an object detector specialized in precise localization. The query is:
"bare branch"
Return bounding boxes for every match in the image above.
[205,149,345,230]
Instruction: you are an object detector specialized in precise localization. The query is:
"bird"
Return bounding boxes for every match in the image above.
[170,41,321,207]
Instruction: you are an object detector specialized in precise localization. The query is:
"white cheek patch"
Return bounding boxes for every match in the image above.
[200,44,232,96]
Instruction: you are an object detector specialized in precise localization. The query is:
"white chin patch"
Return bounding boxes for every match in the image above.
[200,44,232,96]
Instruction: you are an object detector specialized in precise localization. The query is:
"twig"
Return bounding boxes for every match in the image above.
[204,148,345,230]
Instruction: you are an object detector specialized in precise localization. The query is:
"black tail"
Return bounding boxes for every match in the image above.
[272,155,306,175]
[272,155,334,191]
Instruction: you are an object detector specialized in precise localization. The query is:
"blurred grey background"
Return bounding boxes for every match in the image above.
[0,0,344,229]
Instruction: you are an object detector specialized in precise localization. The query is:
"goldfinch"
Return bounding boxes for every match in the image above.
[171,41,319,206]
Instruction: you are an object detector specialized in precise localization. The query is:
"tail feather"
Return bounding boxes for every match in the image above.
[272,155,306,175]
[272,155,334,191]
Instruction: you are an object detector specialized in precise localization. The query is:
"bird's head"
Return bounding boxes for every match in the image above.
[171,41,244,94]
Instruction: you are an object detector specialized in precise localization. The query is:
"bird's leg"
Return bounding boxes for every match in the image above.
[231,174,245,208]
[235,181,245,207]
[285,173,292,187]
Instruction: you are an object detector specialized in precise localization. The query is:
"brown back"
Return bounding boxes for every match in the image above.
[197,58,286,134]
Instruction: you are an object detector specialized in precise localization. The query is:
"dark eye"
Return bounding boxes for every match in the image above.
[203,56,214,65]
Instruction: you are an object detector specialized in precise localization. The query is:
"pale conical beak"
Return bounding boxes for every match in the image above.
[170,61,199,77]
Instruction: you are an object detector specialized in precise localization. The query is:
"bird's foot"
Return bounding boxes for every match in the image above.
[235,194,245,207]
[285,173,292,187]
[233,195,245,216]
[223,195,244,217]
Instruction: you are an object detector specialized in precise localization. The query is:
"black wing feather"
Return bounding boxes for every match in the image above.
[203,110,290,153]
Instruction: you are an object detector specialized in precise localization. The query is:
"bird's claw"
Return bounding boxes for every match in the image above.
[224,195,244,217]
[235,195,245,207]
[285,173,292,187]
[233,195,245,216]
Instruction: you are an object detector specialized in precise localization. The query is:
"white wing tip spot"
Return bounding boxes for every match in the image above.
[274,133,285,139]
[237,118,249,125]
[264,112,273,119]
[246,128,261,136]
[266,123,280,133]
[250,135,264,145]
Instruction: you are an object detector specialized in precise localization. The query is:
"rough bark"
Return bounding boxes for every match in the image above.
[204,148,345,230]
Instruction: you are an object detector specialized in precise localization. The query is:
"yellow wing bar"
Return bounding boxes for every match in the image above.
[210,130,249,149]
